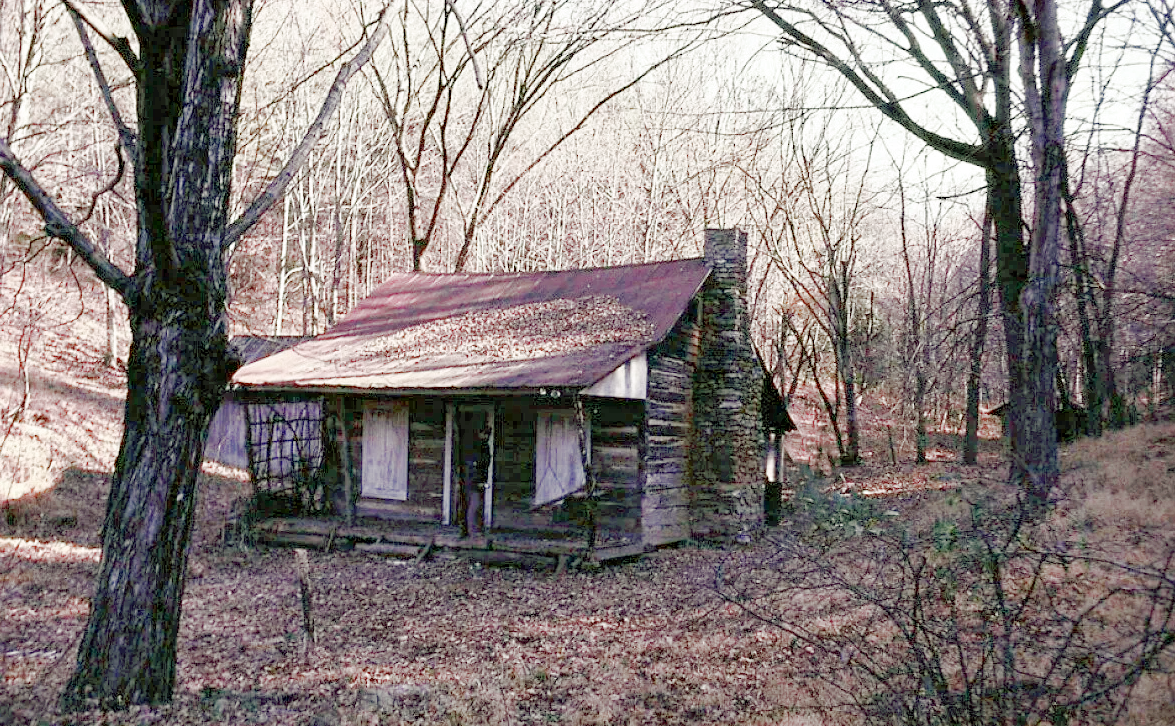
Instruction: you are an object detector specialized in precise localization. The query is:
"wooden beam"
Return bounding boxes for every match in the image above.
[443,402,454,525]
[485,403,496,531]
[355,542,421,557]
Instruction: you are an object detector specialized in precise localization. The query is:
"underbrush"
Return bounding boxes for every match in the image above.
[718,422,1175,725]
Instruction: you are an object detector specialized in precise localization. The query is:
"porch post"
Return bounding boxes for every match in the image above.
[483,404,496,531]
[443,402,454,525]
[333,396,357,526]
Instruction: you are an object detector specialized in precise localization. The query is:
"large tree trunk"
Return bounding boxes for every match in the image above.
[61,308,230,708]
[1016,0,1068,503]
[986,157,1030,486]
[60,0,250,708]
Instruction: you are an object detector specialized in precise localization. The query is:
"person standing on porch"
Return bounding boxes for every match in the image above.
[460,424,491,537]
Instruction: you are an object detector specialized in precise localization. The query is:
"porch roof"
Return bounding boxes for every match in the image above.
[231,258,710,393]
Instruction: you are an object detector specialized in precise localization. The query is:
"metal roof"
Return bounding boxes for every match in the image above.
[232,258,711,393]
[229,335,312,365]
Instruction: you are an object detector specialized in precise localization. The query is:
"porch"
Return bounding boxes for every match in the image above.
[250,515,649,568]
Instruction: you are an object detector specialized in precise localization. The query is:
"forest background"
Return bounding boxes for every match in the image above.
[3,0,1173,452]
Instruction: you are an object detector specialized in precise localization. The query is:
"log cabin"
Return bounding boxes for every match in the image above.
[228,229,794,564]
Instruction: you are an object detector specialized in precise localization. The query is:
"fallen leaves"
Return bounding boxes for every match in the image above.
[347,295,656,366]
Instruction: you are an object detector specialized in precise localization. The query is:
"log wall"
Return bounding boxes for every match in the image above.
[589,400,643,535]
[642,301,702,546]
[320,392,646,541]
[489,400,541,530]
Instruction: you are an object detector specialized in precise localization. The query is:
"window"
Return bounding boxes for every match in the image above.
[361,401,409,500]
[533,410,587,507]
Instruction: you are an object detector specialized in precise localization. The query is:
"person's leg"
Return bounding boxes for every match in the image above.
[468,486,482,536]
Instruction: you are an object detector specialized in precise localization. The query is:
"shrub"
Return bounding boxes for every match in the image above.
[718,481,1175,726]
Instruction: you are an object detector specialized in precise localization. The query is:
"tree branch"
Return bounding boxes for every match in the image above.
[61,0,140,72]
[444,0,483,90]
[1065,0,1128,80]
[221,8,390,251]
[66,5,139,166]
[0,138,132,297]
[749,0,986,166]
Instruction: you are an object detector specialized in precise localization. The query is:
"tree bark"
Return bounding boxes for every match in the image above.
[1063,168,1102,435]
[62,306,230,708]
[833,260,860,465]
[987,149,1030,488]
[1015,0,1069,502]
[59,0,249,707]
[963,212,993,464]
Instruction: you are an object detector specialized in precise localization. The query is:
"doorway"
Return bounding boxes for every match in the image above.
[453,404,495,531]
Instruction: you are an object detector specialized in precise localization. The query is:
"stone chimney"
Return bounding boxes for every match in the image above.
[691,228,764,539]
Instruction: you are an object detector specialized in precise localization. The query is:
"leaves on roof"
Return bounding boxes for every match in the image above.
[348,295,656,365]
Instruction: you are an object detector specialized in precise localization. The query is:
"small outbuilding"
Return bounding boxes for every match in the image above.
[230,229,794,563]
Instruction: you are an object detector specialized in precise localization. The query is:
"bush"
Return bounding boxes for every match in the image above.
[718,481,1175,726]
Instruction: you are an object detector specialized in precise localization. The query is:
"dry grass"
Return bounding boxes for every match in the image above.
[1058,421,1175,531]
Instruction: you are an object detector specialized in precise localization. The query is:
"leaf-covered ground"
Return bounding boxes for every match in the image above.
[3,278,1173,725]
[2,477,822,726]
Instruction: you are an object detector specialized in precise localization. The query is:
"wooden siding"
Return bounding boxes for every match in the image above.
[642,307,702,546]
[490,400,539,530]
[407,399,446,514]
[328,394,645,540]
[491,398,643,537]
[589,400,643,535]
[204,398,247,468]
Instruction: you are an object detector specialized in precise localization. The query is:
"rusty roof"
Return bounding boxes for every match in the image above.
[230,335,312,365]
[231,258,711,393]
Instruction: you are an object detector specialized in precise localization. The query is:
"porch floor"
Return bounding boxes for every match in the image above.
[250,516,648,566]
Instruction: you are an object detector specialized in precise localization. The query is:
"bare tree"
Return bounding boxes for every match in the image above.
[371,0,707,272]
[746,107,878,466]
[747,0,1124,501]
[963,210,993,464]
[0,0,388,708]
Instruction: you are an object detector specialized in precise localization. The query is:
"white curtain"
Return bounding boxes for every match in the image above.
[534,410,587,507]
[361,401,409,500]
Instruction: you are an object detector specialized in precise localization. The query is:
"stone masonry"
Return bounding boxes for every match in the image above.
[690,228,764,538]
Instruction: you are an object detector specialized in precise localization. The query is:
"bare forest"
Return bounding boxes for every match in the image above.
[2,0,1175,723]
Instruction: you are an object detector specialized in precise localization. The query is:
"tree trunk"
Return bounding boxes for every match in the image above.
[1064,175,1102,436]
[62,307,229,708]
[963,211,993,464]
[60,0,250,708]
[914,359,927,464]
[986,159,1030,487]
[1015,0,1067,503]
[835,261,860,466]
